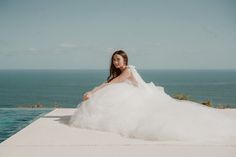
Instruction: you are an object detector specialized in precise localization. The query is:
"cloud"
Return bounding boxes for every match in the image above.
[201,25,219,39]
[59,43,79,48]
[151,42,161,46]
[28,48,38,54]
[105,47,138,55]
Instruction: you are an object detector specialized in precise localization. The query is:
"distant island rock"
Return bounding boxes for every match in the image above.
[17,102,61,108]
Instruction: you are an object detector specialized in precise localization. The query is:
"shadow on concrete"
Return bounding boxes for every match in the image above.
[41,115,72,125]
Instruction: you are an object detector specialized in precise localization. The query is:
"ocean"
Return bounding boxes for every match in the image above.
[0,69,236,108]
[0,108,53,143]
[0,69,236,143]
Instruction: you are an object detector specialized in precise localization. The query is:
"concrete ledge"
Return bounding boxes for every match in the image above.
[1,108,236,157]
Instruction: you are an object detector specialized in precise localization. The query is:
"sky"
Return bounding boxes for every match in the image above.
[0,0,235,69]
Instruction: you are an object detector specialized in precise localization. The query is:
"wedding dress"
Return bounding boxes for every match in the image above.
[69,65,236,143]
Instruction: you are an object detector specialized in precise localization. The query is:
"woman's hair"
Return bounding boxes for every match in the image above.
[106,50,128,83]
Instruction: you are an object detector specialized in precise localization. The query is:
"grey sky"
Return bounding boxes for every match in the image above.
[0,0,235,69]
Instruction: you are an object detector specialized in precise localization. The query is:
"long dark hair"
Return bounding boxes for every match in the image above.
[106,50,128,83]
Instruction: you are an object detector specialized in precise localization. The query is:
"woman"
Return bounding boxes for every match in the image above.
[69,50,236,143]
[82,49,137,101]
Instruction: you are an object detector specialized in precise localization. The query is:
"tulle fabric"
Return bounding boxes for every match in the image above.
[69,65,236,143]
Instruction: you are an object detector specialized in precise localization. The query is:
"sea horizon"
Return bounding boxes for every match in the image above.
[0,69,236,108]
[0,68,236,70]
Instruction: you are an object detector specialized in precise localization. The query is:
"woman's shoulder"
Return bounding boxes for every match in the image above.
[125,65,136,74]
[127,65,135,69]
[124,65,136,72]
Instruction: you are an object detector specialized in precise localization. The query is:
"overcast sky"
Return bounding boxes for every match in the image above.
[0,0,235,69]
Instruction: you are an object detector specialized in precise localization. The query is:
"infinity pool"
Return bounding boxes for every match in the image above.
[0,108,53,143]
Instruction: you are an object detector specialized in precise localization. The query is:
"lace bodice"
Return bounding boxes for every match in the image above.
[126,65,148,89]
[125,65,139,87]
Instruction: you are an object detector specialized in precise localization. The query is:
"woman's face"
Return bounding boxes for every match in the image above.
[113,54,126,69]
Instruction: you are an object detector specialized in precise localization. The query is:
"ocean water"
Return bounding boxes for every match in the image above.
[0,69,236,108]
[0,69,236,143]
[0,108,53,143]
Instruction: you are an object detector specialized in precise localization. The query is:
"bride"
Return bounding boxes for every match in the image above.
[69,50,236,143]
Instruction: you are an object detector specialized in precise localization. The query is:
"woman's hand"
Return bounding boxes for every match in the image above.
[83,82,109,101]
[83,91,92,101]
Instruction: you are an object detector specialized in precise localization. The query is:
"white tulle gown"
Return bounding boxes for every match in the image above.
[69,65,236,143]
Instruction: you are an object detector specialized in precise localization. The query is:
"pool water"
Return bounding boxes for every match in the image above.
[0,108,53,143]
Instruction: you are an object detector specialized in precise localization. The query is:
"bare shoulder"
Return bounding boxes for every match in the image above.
[121,67,131,76]
[124,67,131,72]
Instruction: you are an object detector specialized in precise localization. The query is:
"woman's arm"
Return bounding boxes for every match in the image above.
[89,82,109,94]
[83,68,131,100]
[90,68,131,94]
[108,68,131,83]
[83,82,109,101]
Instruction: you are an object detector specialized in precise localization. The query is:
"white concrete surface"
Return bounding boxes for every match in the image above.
[0,108,236,157]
